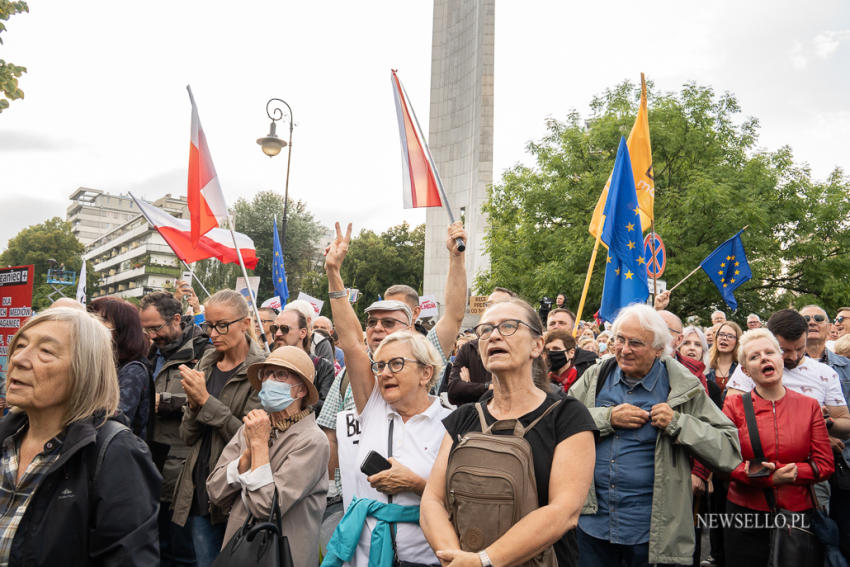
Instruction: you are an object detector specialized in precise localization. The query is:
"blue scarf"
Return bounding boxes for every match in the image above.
[322,497,420,567]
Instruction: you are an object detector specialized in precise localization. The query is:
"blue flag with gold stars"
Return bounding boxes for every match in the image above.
[700,230,751,311]
[272,216,289,304]
[599,137,649,323]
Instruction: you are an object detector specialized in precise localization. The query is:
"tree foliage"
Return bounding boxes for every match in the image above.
[477,80,850,323]
[192,191,327,302]
[0,1,28,113]
[300,222,425,320]
[0,217,95,310]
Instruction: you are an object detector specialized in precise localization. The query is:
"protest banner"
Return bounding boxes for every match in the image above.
[0,265,35,400]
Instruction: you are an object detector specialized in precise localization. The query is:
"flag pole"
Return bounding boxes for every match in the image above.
[668,225,749,293]
[228,218,271,354]
[398,75,465,252]
[641,74,658,306]
[574,229,603,336]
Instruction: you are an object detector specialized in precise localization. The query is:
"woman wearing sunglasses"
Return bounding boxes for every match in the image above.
[208,345,330,567]
[322,330,449,567]
[421,298,597,567]
[171,289,266,567]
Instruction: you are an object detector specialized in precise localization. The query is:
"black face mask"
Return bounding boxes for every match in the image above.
[547,350,568,371]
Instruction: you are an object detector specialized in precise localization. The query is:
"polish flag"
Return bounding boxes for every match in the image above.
[130,194,258,269]
[187,86,230,245]
[391,70,443,209]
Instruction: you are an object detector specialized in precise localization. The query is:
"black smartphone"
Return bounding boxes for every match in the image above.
[360,450,392,476]
[747,459,770,478]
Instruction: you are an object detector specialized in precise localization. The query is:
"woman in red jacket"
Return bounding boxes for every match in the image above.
[722,328,834,565]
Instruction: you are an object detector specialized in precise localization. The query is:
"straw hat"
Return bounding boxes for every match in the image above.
[246,346,319,407]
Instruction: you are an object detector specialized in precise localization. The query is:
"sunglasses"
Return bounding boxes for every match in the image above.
[365,317,408,330]
[834,316,846,324]
[269,324,292,336]
[803,314,827,323]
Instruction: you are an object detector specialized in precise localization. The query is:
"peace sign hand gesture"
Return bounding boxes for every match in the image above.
[324,222,352,272]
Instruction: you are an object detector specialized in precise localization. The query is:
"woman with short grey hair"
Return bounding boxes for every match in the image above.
[0,307,160,565]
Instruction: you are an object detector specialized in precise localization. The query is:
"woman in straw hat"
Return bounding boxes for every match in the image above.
[207,345,330,567]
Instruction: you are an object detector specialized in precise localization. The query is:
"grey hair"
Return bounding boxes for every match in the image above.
[9,307,119,426]
[680,326,709,365]
[611,303,673,356]
[801,304,828,317]
[738,328,782,362]
[747,313,761,321]
[373,330,443,391]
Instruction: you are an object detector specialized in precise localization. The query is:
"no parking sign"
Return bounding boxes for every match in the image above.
[643,233,666,278]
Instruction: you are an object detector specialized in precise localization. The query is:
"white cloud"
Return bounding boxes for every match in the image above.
[790,40,808,69]
[813,30,850,59]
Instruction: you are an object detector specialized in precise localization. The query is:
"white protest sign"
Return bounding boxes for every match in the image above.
[296,291,325,316]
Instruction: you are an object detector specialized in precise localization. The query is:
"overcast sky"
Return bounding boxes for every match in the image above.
[1,1,848,254]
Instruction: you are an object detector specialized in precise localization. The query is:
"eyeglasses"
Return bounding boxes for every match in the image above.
[260,319,275,324]
[803,314,827,323]
[365,317,408,330]
[668,327,682,335]
[269,324,292,336]
[202,317,245,335]
[260,367,299,382]
[614,335,649,349]
[716,332,738,341]
[473,319,540,340]
[836,316,847,324]
[371,357,423,374]
[142,322,167,335]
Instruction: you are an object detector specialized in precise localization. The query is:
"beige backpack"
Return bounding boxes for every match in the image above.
[446,400,561,567]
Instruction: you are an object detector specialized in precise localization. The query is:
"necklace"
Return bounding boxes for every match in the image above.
[268,408,312,446]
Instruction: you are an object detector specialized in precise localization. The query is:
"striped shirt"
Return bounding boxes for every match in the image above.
[0,425,63,566]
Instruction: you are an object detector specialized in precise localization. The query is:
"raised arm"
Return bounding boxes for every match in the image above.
[324,222,374,414]
[432,222,468,357]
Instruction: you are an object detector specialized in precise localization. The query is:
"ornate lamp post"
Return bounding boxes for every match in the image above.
[257,98,294,250]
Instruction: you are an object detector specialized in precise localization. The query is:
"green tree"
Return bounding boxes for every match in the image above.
[192,191,326,302]
[300,222,426,320]
[477,80,850,323]
[0,217,95,310]
[0,1,28,113]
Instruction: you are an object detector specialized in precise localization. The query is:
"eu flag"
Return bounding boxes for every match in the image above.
[272,217,289,304]
[599,137,649,323]
[700,230,752,311]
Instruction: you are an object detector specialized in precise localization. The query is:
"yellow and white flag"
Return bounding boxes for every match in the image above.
[589,74,655,239]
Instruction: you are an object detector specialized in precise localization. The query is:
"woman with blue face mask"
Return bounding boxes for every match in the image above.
[207,346,330,567]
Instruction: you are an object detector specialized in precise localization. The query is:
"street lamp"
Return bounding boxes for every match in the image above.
[257,98,294,250]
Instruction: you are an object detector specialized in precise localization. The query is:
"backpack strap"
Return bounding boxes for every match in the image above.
[88,419,130,523]
[477,399,563,437]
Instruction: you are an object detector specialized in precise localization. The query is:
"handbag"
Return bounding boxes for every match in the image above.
[832,452,850,491]
[211,489,294,567]
[741,392,822,567]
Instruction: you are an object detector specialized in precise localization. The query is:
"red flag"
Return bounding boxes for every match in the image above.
[391,70,443,209]
[131,194,257,269]
[187,86,230,245]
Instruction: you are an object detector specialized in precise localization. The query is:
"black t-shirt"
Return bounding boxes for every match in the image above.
[442,390,597,567]
[191,363,240,516]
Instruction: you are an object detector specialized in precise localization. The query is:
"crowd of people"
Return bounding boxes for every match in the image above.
[1,221,850,567]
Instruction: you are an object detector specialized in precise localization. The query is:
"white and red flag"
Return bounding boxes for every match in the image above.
[130,194,258,269]
[391,70,444,209]
[187,86,230,245]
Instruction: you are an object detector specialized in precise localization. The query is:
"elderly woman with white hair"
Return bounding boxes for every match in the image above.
[677,325,709,365]
[569,303,741,567]
[322,330,450,567]
[0,307,161,565]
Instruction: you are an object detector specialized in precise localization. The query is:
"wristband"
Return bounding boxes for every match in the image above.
[328,289,348,299]
[479,550,493,567]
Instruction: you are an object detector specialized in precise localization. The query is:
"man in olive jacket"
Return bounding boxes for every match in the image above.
[570,304,741,566]
[141,291,213,567]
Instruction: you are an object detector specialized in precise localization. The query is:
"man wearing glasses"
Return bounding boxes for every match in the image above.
[139,291,213,567]
[834,307,850,342]
[570,304,740,567]
[270,307,335,416]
